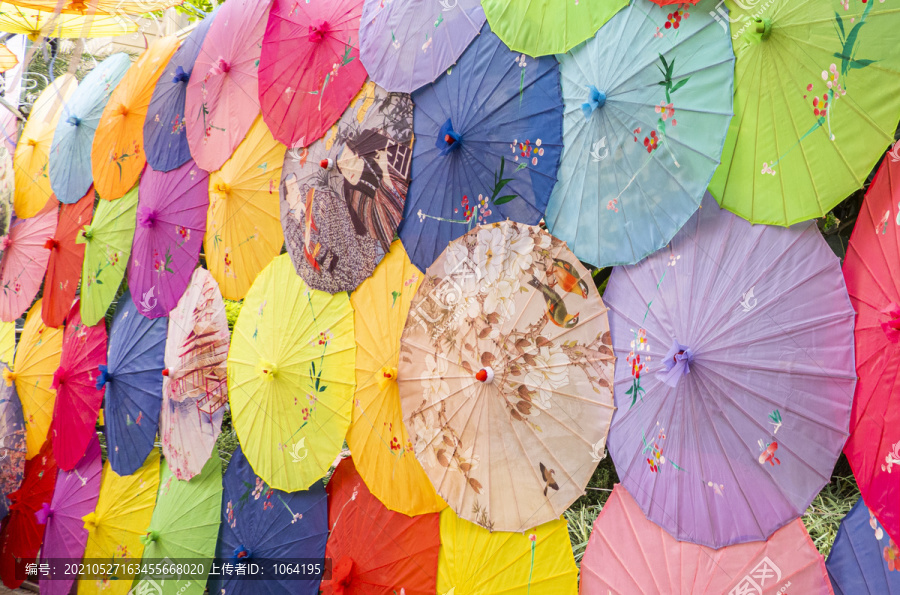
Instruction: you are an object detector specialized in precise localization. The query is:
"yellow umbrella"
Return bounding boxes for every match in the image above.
[0,4,136,39]
[228,253,355,492]
[78,451,160,595]
[8,299,63,458]
[206,115,285,301]
[13,73,76,217]
[0,44,18,72]
[437,508,578,594]
[5,0,178,15]
[348,241,446,515]
[0,320,14,365]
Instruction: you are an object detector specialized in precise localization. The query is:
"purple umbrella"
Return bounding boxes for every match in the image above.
[603,193,857,548]
[129,160,209,319]
[37,436,101,595]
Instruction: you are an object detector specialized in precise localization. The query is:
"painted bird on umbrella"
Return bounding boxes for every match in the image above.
[528,275,579,328]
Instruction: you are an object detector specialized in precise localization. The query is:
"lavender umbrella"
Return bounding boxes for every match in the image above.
[603,193,857,548]
[38,436,101,595]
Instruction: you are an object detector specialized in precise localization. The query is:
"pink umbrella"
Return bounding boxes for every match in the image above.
[51,301,106,471]
[185,0,273,172]
[259,0,368,147]
[129,160,208,319]
[0,199,57,322]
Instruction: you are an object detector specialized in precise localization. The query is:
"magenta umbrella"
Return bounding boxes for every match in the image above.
[0,199,57,322]
[38,436,101,595]
[129,160,209,319]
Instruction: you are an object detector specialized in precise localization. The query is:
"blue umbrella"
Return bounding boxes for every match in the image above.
[209,447,328,595]
[0,366,25,522]
[397,22,563,271]
[101,290,167,476]
[828,498,900,594]
[144,9,218,173]
[49,53,131,204]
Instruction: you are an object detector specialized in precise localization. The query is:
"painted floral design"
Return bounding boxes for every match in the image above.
[886,540,900,572]
[882,440,900,473]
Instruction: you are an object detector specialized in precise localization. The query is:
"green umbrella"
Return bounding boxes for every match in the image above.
[709,0,900,225]
[77,185,138,326]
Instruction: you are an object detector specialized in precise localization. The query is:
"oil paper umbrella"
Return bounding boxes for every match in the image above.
[228,253,355,492]
[102,290,167,476]
[258,0,367,148]
[0,370,25,521]
[843,152,900,547]
[827,497,900,594]
[709,0,900,225]
[129,159,209,319]
[8,0,180,14]
[0,4,137,37]
[319,457,439,595]
[38,437,101,595]
[399,220,615,532]
[545,0,735,268]
[347,240,445,515]
[50,301,106,471]
[42,188,93,329]
[280,82,412,293]
[0,321,12,365]
[0,44,16,72]
[80,451,160,595]
[358,0,484,93]
[397,22,563,271]
[78,183,138,326]
[603,193,856,548]
[208,447,329,595]
[580,484,832,594]
[0,198,57,322]
[205,115,285,300]
[91,36,179,201]
[481,0,627,56]
[185,0,272,172]
[134,456,222,595]
[161,268,229,481]
[50,54,130,205]
[437,509,577,594]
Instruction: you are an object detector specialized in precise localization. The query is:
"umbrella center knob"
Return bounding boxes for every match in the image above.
[582,85,607,119]
[80,225,94,241]
[753,17,772,40]
[882,303,900,342]
[116,104,129,117]
[233,545,252,562]
[2,368,16,387]
[475,367,494,383]
[140,530,160,545]
[172,65,191,84]
[82,512,100,531]
[437,119,461,155]
[258,360,278,380]
[96,365,111,390]
[52,367,68,390]
[66,115,81,127]
[44,238,60,251]
[214,182,231,196]
[162,368,169,377]
[26,138,37,147]
[308,19,330,43]
[137,208,158,228]
[377,365,398,390]
[320,158,334,170]
[0,235,10,251]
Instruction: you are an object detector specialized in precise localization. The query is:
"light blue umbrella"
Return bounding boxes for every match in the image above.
[545,0,734,267]
[49,53,131,204]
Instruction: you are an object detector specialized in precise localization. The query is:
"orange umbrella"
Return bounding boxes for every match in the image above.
[0,45,17,72]
[91,36,179,201]
[42,187,93,329]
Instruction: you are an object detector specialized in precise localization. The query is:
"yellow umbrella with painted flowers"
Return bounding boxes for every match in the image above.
[0,4,136,39]
[228,253,355,492]
[348,241,446,515]
[6,0,177,15]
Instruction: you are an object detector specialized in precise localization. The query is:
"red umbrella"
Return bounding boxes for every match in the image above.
[0,198,57,322]
[51,301,107,471]
[42,187,93,329]
[0,438,57,589]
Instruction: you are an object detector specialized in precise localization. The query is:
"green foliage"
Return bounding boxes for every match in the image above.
[802,474,860,557]
[224,298,243,334]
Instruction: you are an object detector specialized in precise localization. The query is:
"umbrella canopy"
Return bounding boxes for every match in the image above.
[185,0,272,172]
[0,371,25,521]
[8,0,179,15]
[208,447,329,595]
[0,3,135,34]
[42,187,93,328]
[144,10,217,173]
[0,44,16,72]
[91,36,179,201]
[228,253,355,492]
[709,0,900,225]
[78,182,138,327]
[347,240,445,515]
[13,73,76,218]
[0,438,56,589]
[397,22,563,271]
[129,159,209,318]
[13,300,63,458]
[603,194,856,548]
[280,82,412,293]
[319,457,439,595]
[358,0,485,93]
[205,115,285,300]
[51,301,106,471]
[843,152,900,547]
[0,198,57,322]
[399,220,614,532]
[259,0,367,148]
[545,0,735,268]
[134,456,222,595]
[580,484,832,594]
[39,436,101,595]
[102,290,167,476]
[79,451,160,595]
[161,268,229,481]
[481,0,627,56]
[827,497,900,594]
[0,321,12,365]
[437,509,577,594]
[50,53,131,205]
